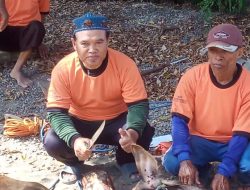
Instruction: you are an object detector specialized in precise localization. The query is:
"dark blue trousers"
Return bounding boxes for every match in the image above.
[163,135,250,185]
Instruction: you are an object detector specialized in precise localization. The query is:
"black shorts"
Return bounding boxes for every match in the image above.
[0,20,45,52]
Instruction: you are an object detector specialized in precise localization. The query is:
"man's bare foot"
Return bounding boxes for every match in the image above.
[10,71,32,88]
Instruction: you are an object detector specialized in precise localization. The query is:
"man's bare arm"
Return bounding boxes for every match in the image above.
[0,0,8,32]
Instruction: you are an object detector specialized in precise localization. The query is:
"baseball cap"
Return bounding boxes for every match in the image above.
[206,24,243,52]
[73,12,110,35]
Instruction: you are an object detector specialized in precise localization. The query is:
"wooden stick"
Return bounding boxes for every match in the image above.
[141,57,188,76]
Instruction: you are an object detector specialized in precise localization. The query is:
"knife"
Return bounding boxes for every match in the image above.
[89,120,105,149]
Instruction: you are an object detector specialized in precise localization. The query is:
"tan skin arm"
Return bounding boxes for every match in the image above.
[0,0,8,32]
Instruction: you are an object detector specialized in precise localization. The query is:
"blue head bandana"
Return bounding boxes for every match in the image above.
[73,12,109,35]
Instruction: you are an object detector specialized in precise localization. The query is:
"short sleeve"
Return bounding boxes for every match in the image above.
[233,91,250,134]
[39,0,50,13]
[47,65,72,109]
[171,68,196,120]
[120,59,147,103]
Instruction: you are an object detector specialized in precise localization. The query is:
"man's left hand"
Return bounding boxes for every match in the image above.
[38,43,48,59]
[118,128,138,153]
[211,174,230,190]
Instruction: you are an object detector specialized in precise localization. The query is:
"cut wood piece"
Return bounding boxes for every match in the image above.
[140,57,188,76]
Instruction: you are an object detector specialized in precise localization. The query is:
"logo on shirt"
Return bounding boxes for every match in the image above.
[213,32,230,39]
[173,96,185,104]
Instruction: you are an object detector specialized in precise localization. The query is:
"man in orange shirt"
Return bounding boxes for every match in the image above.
[163,24,250,190]
[0,0,50,88]
[43,12,154,189]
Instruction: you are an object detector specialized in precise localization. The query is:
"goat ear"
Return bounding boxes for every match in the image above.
[131,144,161,189]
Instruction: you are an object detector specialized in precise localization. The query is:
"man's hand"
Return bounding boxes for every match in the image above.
[211,174,230,190]
[0,2,9,32]
[38,43,49,59]
[118,128,138,153]
[179,160,201,186]
[73,137,92,161]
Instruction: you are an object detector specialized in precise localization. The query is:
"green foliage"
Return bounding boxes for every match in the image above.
[194,0,246,13]
[199,0,214,22]
[188,0,247,22]
[166,0,247,13]
[164,0,247,22]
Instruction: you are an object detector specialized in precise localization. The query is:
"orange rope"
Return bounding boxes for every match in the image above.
[3,115,42,137]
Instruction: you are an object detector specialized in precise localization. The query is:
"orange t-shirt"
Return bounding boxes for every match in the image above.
[47,48,147,121]
[5,0,50,26]
[172,63,250,142]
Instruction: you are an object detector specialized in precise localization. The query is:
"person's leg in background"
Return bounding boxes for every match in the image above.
[0,21,45,88]
[10,50,33,87]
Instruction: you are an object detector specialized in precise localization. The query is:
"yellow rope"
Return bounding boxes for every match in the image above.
[3,115,42,137]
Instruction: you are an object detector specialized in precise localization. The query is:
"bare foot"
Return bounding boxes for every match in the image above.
[10,71,32,88]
